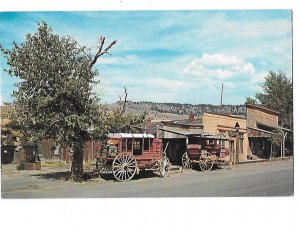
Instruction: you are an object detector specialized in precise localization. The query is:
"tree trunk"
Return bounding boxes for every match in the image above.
[71,139,84,181]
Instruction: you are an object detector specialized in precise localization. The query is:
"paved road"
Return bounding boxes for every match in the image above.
[1,159,293,198]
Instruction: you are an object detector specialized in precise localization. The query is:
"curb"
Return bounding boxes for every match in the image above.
[238,157,293,165]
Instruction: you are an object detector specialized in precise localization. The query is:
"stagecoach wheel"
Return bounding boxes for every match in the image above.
[112,154,137,181]
[199,152,214,172]
[159,155,170,178]
[182,152,191,170]
[96,158,110,176]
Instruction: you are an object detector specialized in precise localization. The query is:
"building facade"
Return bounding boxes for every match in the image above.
[158,112,248,164]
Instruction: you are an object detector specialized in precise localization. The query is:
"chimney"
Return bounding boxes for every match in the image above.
[189,114,195,121]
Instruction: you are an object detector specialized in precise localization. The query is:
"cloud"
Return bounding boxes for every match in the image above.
[99,54,139,65]
[183,53,255,80]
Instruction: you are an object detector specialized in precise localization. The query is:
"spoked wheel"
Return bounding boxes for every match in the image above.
[182,152,191,170]
[112,154,137,181]
[159,155,170,178]
[96,158,111,176]
[199,152,214,172]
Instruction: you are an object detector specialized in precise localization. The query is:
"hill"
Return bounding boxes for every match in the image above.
[109,101,246,117]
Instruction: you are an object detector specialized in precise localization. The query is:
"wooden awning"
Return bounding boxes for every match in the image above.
[247,127,272,138]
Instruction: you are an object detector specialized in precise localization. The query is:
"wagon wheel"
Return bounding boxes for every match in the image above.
[159,155,170,178]
[96,158,110,176]
[199,152,214,172]
[182,152,191,170]
[112,154,137,181]
[228,152,236,170]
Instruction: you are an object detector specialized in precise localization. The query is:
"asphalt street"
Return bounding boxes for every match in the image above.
[1,159,293,198]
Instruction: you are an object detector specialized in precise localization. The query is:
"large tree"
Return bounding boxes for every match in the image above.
[247,71,293,128]
[0,22,118,180]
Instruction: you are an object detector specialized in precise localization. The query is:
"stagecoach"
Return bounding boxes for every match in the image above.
[96,133,170,181]
[182,143,235,171]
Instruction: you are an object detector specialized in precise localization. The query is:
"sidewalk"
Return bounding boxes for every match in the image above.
[238,156,293,165]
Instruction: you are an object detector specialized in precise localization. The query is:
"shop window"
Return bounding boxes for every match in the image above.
[239,138,244,154]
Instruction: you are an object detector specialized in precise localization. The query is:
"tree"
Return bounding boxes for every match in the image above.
[245,97,257,105]
[0,22,117,180]
[255,71,293,128]
[269,128,284,158]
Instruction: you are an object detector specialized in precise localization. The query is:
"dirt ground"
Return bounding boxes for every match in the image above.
[1,162,105,196]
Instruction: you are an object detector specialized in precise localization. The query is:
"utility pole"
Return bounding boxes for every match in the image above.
[220,83,224,106]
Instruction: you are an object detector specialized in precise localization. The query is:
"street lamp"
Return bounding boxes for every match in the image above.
[235,122,240,132]
[235,122,240,163]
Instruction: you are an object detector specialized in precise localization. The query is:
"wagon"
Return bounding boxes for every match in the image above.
[96,133,171,181]
[181,143,235,171]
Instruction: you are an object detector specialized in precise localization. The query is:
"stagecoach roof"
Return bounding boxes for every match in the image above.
[108,133,155,139]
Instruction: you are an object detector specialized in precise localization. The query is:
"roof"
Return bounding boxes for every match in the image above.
[256,122,293,133]
[171,118,203,126]
[159,127,229,139]
[204,112,247,120]
[245,103,279,115]
[161,118,203,128]
[248,126,273,134]
[108,133,155,139]
[145,122,160,135]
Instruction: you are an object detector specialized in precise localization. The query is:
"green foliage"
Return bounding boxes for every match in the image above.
[16,161,26,170]
[256,71,293,128]
[1,21,146,179]
[0,21,108,148]
[270,129,284,147]
[108,106,146,133]
[245,97,257,105]
[1,136,15,146]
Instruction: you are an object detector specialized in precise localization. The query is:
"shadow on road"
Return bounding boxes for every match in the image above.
[97,170,161,182]
[31,171,72,181]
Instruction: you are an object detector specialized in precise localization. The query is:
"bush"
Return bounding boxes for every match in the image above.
[16,161,26,170]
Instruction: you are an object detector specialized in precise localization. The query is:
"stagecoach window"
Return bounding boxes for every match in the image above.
[127,139,132,151]
[122,139,127,151]
[221,140,225,148]
[144,138,150,150]
[133,139,143,155]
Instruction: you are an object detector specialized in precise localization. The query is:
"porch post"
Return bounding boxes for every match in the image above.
[283,132,287,157]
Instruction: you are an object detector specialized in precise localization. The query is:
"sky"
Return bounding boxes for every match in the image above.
[0,10,293,105]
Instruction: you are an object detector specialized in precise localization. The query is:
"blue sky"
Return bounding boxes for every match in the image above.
[0,10,292,105]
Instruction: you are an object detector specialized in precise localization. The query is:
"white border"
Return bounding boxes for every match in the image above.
[1,1,298,232]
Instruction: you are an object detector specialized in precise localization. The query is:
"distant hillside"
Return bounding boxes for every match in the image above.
[1,102,246,121]
[110,101,246,116]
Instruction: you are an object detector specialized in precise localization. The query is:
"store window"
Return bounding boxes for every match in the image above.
[239,138,244,154]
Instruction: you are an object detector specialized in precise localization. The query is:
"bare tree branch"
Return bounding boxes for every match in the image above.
[89,36,117,68]
[121,86,128,114]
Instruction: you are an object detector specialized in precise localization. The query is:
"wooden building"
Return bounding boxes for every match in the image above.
[246,104,292,159]
[158,112,248,164]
